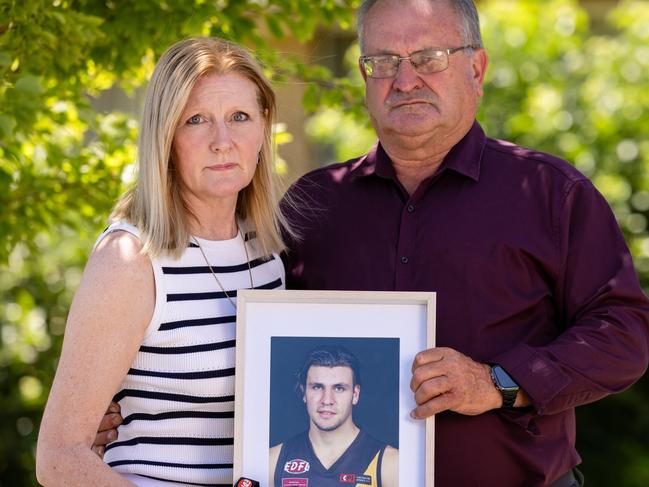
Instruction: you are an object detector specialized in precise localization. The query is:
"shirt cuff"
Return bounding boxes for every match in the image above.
[492,344,571,415]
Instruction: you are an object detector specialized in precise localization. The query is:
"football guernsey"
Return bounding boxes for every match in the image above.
[273,430,388,487]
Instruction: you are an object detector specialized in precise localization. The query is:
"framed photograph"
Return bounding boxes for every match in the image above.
[234,290,435,487]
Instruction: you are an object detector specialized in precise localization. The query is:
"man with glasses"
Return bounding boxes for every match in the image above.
[281,1,649,486]
[94,1,649,486]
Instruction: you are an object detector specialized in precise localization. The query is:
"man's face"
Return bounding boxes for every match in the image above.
[361,0,487,153]
[303,365,360,432]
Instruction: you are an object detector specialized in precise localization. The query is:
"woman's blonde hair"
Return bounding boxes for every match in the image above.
[111,36,289,258]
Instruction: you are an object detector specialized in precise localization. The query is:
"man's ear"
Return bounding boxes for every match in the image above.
[471,48,489,98]
[352,384,361,406]
[300,385,306,403]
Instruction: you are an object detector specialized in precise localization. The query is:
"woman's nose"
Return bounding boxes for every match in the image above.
[209,121,233,152]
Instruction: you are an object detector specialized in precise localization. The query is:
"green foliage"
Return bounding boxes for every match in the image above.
[0,1,356,484]
[304,42,375,161]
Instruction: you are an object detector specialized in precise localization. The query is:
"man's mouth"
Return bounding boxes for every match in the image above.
[391,99,431,108]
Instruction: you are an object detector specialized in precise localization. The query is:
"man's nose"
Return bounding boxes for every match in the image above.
[320,388,334,405]
[392,58,425,92]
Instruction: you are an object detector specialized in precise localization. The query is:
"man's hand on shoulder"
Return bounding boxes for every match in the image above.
[91,401,122,458]
[409,347,503,418]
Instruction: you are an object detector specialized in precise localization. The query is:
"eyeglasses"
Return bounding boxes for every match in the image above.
[359,46,478,79]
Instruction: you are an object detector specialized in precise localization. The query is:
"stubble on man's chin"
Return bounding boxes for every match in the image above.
[372,102,442,140]
[311,413,352,432]
[313,420,341,432]
[375,118,441,145]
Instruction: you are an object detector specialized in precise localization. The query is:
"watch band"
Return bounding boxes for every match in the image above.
[489,364,519,408]
[499,384,518,408]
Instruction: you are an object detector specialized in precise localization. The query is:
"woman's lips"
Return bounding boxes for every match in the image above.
[206,163,237,171]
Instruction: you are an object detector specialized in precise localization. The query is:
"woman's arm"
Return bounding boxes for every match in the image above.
[36,231,155,486]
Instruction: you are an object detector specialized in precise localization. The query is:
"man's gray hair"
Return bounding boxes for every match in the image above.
[357,0,484,53]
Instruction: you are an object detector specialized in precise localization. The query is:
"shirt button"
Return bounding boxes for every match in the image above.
[401,256,409,264]
[407,205,415,213]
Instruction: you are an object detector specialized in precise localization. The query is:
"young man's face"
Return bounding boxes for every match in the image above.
[303,365,360,432]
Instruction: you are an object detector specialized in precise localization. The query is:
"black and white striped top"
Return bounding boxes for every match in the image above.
[99,221,284,486]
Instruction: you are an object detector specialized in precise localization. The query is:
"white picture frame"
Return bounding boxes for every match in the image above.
[234,289,435,487]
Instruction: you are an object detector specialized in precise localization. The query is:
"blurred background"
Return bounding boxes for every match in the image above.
[1,0,648,485]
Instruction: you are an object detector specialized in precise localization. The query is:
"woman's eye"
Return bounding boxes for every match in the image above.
[187,115,202,125]
[232,112,249,122]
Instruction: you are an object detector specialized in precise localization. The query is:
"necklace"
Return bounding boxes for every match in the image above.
[192,228,254,311]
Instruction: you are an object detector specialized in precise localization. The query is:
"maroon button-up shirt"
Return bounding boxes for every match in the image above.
[282,122,649,486]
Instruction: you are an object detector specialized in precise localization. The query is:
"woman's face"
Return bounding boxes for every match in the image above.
[172,72,265,210]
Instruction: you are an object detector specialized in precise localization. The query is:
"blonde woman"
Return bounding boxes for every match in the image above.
[37,37,289,486]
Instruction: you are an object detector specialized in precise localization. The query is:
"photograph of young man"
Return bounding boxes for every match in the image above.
[269,346,398,487]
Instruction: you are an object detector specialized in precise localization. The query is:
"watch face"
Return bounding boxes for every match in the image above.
[493,366,518,390]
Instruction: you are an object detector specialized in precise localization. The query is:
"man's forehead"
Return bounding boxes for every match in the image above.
[362,0,461,53]
[370,0,445,17]
[306,365,354,382]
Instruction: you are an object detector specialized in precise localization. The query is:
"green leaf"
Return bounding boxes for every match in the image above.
[15,76,44,95]
[0,52,11,66]
[0,115,17,138]
[265,16,284,38]
[302,84,319,112]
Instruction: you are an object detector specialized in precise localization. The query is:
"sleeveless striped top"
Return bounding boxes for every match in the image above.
[100,221,285,486]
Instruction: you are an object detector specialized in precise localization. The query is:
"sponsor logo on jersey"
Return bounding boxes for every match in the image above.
[284,459,310,474]
[339,474,372,484]
[281,478,308,487]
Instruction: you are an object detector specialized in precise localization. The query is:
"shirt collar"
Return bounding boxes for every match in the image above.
[352,121,486,182]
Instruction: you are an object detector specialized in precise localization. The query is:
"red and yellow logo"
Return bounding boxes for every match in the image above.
[284,459,310,474]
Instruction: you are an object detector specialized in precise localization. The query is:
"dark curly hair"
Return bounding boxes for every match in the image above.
[296,345,362,391]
